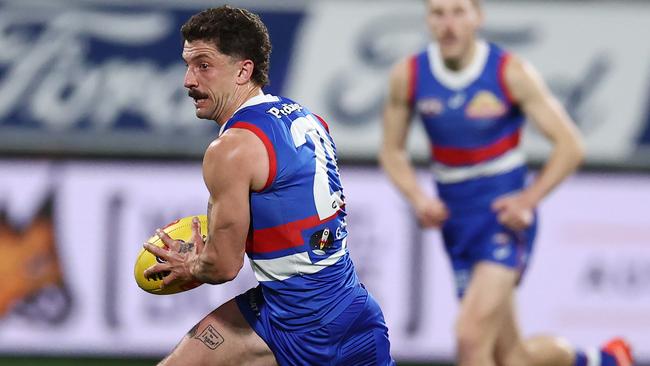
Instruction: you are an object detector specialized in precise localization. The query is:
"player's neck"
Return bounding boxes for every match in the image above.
[442,40,477,72]
[218,85,263,124]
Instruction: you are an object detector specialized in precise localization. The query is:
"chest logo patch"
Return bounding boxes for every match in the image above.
[465,90,507,119]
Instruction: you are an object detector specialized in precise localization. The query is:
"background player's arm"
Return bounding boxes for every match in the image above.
[190,128,269,284]
[380,59,448,227]
[492,56,585,229]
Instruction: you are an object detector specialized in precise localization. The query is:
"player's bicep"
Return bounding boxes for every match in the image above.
[505,57,579,142]
[382,59,414,151]
[202,130,267,260]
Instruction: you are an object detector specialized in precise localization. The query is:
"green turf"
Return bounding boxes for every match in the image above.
[0,357,451,366]
[0,358,156,366]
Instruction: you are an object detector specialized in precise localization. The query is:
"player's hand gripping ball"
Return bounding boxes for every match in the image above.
[134,215,207,295]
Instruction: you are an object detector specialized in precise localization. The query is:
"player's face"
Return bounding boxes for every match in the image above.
[182,40,242,122]
[426,0,482,63]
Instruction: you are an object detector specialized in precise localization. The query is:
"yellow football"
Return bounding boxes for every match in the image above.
[134,215,208,295]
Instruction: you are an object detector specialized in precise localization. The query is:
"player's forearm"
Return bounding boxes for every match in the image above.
[190,250,224,285]
[379,148,429,206]
[523,134,585,206]
[190,227,244,284]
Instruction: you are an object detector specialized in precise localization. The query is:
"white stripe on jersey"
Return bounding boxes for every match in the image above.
[586,348,601,366]
[431,148,525,184]
[250,238,348,282]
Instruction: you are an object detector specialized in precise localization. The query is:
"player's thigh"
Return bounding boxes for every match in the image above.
[159,298,277,366]
[457,261,518,338]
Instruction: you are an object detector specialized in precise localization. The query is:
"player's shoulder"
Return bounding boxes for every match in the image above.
[486,41,510,56]
[204,127,266,182]
[501,54,540,85]
[206,128,250,160]
[388,56,415,92]
[485,41,529,74]
[390,44,430,84]
[495,46,546,103]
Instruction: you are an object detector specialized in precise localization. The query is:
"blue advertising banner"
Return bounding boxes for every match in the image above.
[0,0,649,167]
[0,1,304,157]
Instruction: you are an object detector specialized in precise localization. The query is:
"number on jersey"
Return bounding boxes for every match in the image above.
[290,114,344,220]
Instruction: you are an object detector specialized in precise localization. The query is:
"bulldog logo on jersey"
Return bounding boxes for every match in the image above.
[416,97,444,117]
[465,90,506,119]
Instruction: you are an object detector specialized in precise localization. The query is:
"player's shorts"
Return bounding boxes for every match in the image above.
[236,284,395,366]
[441,208,537,297]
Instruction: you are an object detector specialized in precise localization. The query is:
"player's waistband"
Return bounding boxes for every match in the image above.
[432,148,525,184]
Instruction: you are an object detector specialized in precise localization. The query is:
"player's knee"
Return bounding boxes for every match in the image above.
[455,319,489,356]
[494,347,521,366]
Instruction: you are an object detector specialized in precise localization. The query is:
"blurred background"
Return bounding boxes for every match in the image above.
[0,0,648,365]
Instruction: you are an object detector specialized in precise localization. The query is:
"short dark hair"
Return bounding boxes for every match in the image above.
[181,6,271,87]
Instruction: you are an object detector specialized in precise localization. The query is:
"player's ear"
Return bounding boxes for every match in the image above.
[236,59,255,85]
[475,2,485,27]
[477,9,485,26]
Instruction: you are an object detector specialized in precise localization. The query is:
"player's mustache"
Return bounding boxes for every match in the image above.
[442,31,456,40]
[188,89,209,99]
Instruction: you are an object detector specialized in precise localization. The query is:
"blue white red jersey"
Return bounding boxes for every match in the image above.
[409,41,528,211]
[219,93,361,331]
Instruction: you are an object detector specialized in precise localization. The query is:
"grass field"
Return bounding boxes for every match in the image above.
[0,357,451,366]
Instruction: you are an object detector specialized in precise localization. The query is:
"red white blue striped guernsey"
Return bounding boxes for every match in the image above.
[219,93,361,331]
[409,41,528,211]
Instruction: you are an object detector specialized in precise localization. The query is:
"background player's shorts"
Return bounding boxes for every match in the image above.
[236,284,395,366]
[441,208,537,297]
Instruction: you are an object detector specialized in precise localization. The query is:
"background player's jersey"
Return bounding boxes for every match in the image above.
[409,41,527,212]
[220,94,361,331]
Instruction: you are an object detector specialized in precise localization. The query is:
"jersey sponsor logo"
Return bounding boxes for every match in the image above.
[465,90,506,119]
[266,103,304,118]
[416,97,444,117]
[335,222,347,240]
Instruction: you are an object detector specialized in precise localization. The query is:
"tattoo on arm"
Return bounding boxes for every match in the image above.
[193,324,225,350]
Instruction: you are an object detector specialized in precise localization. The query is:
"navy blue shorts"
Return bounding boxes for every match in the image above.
[236,285,395,366]
[442,209,537,297]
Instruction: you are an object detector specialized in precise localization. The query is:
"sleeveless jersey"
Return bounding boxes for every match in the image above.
[219,93,361,331]
[409,41,527,211]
